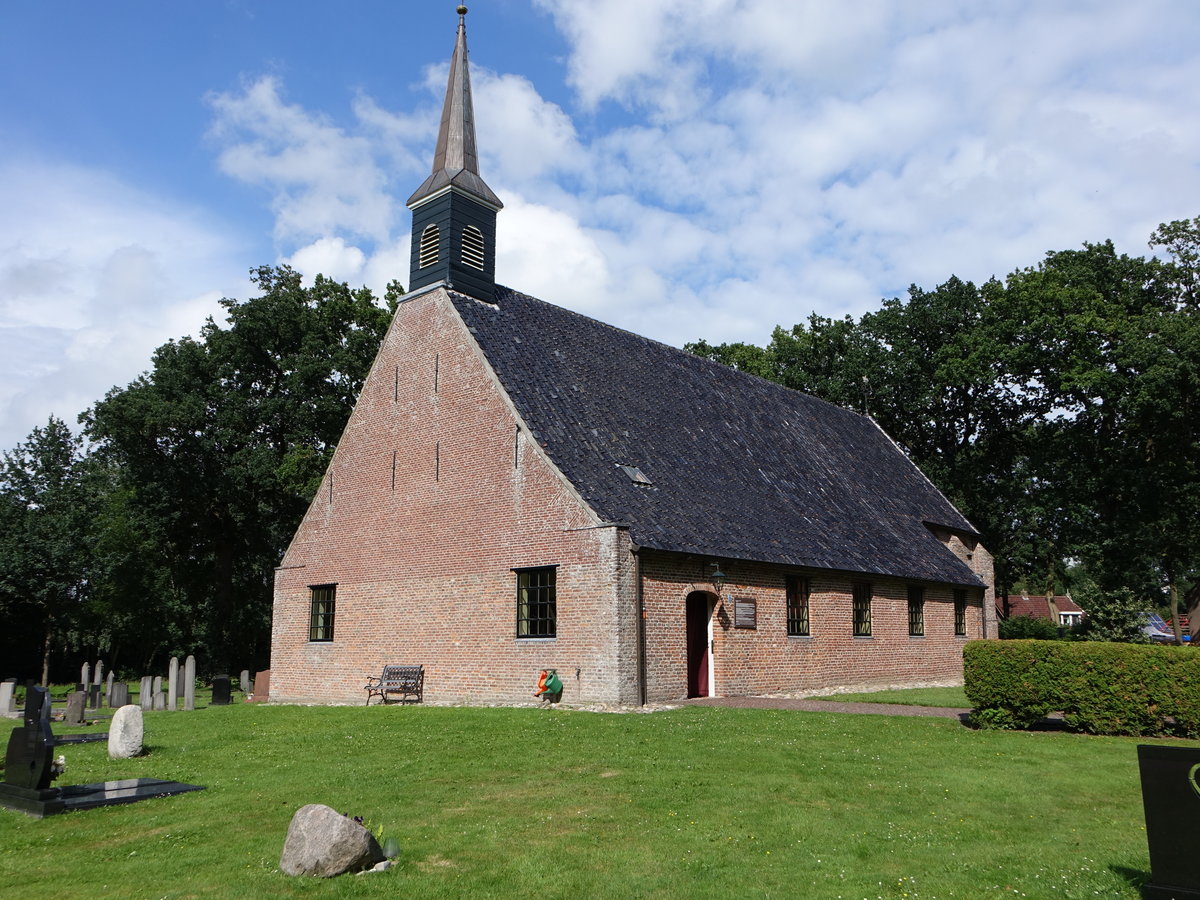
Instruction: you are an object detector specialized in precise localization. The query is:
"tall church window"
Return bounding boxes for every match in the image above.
[419,224,440,269]
[516,566,556,638]
[461,225,486,270]
[852,581,872,636]
[309,584,336,642]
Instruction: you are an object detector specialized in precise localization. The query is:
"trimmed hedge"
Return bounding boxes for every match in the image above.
[963,639,1200,737]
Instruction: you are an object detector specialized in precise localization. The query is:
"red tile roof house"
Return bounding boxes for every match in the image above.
[268,8,998,706]
[997,594,1085,628]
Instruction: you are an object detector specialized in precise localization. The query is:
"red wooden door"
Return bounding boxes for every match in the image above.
[686,593,711,698]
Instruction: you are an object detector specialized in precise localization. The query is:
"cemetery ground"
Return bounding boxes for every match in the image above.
[0,690,1187,899]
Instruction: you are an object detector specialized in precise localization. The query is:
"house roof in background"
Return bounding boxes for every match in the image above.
[449,285,984,588]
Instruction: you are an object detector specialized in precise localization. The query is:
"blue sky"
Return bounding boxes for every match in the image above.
[2,0,1199,449]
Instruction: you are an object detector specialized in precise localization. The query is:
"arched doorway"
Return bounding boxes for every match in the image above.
[685,591,715,698]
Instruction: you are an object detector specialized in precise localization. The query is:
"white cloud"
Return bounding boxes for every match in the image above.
[208,76,396,244]
[0,160,241,448]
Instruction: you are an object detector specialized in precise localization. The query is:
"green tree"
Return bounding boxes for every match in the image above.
[83,266,397,672]
[0,417,96,684]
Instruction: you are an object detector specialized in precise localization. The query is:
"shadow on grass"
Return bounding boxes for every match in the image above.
[1109,865,1150,894]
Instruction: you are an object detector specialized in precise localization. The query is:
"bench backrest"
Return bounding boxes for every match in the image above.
[380,665,422,685]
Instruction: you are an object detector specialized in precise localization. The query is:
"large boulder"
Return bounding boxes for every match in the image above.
[280,804,385,877]
[108,704,144,759]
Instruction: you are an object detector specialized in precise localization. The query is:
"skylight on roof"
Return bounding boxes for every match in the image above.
[617,464,653,486]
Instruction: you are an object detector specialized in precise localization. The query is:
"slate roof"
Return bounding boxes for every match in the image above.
[449,285,984,588]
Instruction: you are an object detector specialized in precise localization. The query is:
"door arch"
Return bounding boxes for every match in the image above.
[685,591,715,698]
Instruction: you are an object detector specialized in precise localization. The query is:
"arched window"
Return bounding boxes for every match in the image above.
[419,224,440,269]
[461,225,486,270]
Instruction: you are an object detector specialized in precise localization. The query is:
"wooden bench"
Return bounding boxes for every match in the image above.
[364,665,424,705]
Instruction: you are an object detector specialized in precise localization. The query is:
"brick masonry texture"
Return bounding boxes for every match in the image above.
[272,287,995,705]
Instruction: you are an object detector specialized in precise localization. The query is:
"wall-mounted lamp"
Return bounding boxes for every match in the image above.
[709,561,725,595]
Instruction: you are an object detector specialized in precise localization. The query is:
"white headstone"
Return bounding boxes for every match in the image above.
[108,704,144,759]
[105,670,114,699]
[184,655,196,711]
[0,681,16,718]
[168,656,179,712]
[240,670,250,693]
[81,662,90,687]
[140,676,153,710]
[94,659,104,686]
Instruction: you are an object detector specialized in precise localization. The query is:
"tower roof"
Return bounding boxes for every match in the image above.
[407,6,502,211]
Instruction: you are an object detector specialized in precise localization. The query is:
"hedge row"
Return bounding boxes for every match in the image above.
[963,639,1200,737]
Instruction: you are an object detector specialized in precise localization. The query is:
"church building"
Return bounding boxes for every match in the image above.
[269,7,996,705]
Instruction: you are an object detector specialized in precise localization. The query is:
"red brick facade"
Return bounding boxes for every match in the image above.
[271,286,994,705]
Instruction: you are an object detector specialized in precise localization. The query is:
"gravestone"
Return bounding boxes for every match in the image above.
[0,680,16,718]
[1138,744,1200,899]
[240,670,250,694]
[152,692,166,711]
[80,663,90,689]
[65,692,86,726]
[109,682,129,708]
[94,660,103,687]
[211,676,231,706]
[168,656,179,711]
[108,705,144,759]
[105,670,114,701]
[152,675,162,697]
[139,676,153,710]
[184,656,196,711]
[86,684,101,710]
[249,669,270,703]
[0,686,204,817]
[2,687,58,792]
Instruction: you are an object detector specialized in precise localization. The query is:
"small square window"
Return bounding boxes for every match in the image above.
[309,584,336,642]
[908,586,925,636]
[852,582,872,636]
[954,589,967,636]
[516,566,557,638]
[786,575,810,636]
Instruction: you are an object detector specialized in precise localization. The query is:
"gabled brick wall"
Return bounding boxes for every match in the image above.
[271,287,638,704]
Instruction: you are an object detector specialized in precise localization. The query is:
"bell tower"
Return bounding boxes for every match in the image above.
[407,5,502,301]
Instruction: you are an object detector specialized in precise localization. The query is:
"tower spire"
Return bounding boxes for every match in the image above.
[407,5,502,210]
[406,5,502,301]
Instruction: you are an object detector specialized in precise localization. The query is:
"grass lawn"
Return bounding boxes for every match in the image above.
[814,686,971,708]
[0,700,1183,899]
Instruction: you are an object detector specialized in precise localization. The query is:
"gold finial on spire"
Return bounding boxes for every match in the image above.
[457,5,468,18]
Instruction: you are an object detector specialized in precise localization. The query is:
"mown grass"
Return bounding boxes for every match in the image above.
[814,686,972,708]
[0,701,1181,899]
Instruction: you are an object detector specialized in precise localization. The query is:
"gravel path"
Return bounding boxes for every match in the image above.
[683,695,972,722]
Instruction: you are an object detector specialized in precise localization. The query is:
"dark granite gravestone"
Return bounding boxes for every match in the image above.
[210,676,231,706]
[1137,744,1200,899]
[0,686,205,818]
[109,682,129,708]
[64,692,86,726]
[86,685,101,710]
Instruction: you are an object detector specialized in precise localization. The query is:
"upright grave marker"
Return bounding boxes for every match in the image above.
[184,656,196,711]
[168,657,179,712]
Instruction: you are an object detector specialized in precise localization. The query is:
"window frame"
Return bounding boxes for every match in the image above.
[308,584,336,643]
[786,574,811,637]
[515,565,557,639]
[907,586,925,637]
[852,581,872,637]
[954,589,967,636]
[461,225,486,270]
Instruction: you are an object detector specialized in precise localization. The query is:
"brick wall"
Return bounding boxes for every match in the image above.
[271,287,636,704]
[639,550,987,702]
